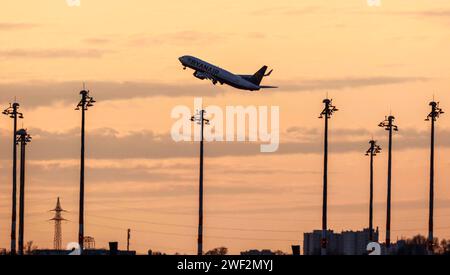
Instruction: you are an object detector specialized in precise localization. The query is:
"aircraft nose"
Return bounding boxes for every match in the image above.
[178,56,185,63]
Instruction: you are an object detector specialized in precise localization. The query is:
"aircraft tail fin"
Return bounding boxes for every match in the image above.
[249,65,269,85]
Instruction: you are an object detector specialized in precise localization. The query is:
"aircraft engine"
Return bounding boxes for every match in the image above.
[193,71,207,80]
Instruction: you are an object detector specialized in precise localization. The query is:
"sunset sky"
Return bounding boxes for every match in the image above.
[1,0,450,254]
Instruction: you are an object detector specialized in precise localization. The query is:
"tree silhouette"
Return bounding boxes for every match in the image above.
[205,247,228,255]
[24,241,37,255]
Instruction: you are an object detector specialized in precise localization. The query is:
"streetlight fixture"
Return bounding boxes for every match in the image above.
[2,102,24,255]
[318,98,338,256]
[378,115,398,249]
[75,89,95,252]
[365,140,381,242]
[16,128,31,255]
[191,109,209,255]
[425,101,443,254]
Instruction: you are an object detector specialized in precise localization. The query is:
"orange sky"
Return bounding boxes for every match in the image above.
[1,0,450,254]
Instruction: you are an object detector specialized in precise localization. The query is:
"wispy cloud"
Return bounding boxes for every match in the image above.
[249,6,321,16]
[83,38,112,45]
[275,76,428,92]
[0,126,445,161]
[129,31,227,46]
[0,49,107,59]
[0,22,37,30]
[0,81,225,107]
[419,10,450,17]
[0,76,425,108]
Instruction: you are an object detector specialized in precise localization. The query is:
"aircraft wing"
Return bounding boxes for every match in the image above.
[194,71,221,85]
[259,85,278,89]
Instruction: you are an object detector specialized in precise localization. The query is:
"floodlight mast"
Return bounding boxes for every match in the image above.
[378,115,398,248]
[2,102,24,255]
[425,101,444,254]
[318,98,338,256]
[75,89,95,252]
[16,129,31,255]
[365,140,381,242]
[191,109,210,256]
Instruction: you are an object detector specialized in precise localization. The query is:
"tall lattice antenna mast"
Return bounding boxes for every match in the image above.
[50,197,67,250]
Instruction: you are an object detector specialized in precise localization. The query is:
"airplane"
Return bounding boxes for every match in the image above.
[178,55,277,91]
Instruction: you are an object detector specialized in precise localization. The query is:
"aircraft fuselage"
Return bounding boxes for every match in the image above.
[179,55,262,91]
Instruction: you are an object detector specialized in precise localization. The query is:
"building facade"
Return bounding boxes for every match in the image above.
[303,228,379,255]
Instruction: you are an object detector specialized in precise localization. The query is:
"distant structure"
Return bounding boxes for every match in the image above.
[240,249,276,255]
[83,236,96,249]
[33,241,135,256]
[303,228,379,255]
[50,197,67,250]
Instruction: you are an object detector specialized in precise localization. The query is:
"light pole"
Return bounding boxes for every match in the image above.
[318,98,338,255]
[16,129,31,255]
[3,102,24,255]
[127,229,131,252]
[75,89,95,252]
[191,109,209,255]
[425,101,443,254]
[378,115,398,248]
[365,140,381,242]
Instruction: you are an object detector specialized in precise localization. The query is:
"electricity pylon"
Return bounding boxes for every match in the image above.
[50,197,67,250]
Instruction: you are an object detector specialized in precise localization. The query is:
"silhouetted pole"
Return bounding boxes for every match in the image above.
[75,89,95,252]
[425,101,443,254]
[16,129,31,255]
[378,115,398,248]
[365,140,381,242]
[2,103,23,255]
[191,110,209,255]
[127,229,131,251]
[318,98,338,255]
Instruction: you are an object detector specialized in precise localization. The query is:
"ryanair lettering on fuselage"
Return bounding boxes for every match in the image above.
[188,57,220,76]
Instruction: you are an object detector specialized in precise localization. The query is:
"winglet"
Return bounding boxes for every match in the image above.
[264,69,273,77]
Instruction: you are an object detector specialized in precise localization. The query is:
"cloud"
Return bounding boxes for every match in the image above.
[249,6,321,16]
[0,81,225,107]
[129,31,227,46]
[83,38,112,45]
[0,49,107,59]
[208,198,450,215]
[275,77,428,92]
[0,76,424,108]
[418,10,450,17]
[0,22,37,30]
[0,126,446,161]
